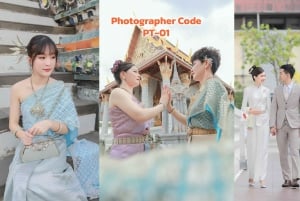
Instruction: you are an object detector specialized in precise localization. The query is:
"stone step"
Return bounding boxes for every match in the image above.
[0,0,40,9]
[0,72,74,86]
[0,30,67,46]
[59,29,99,44]
[78,131,99,144]
[0,9,57,27]
[74,74,99,81]
[0,20,76,35]
[0,184,3,201]
[0,108,9,132]
[0,1,50,17]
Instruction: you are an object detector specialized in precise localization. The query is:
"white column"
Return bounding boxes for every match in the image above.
[100,93,110,137]
[140,73,150,107]
[158,56,172,134]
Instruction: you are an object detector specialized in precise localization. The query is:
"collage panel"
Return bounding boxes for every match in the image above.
[234,0,300,200]
[99,0,234,200]
[0,0,99,200]
[0,0,299,201]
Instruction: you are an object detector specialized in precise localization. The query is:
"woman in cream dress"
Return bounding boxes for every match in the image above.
[242,65,271,188]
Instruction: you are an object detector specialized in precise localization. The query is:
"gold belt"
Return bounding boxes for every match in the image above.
[113,136,146,144]
[187,127,216,135]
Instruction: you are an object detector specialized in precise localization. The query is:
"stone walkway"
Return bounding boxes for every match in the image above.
[234,137,300,201]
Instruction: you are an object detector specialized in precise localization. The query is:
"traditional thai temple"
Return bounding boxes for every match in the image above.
[100,25,232,149]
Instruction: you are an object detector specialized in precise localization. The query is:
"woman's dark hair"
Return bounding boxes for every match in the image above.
[280,64,295,79]
[190,47,221,74]
[111,60,134,84]
[27,35,58,65]
[248,65,264,81]
[226,88,234,97]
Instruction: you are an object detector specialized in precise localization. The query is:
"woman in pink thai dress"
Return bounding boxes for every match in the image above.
[108,60,169,159]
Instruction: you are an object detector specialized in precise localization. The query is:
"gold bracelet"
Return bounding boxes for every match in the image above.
[13,128,22,138]
[168,107,175,114]
[57,122,63,133]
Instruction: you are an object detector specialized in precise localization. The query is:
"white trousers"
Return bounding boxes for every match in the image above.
[247,123,269,181]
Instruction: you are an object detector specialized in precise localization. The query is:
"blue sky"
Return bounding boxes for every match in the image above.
[100,0,234,90]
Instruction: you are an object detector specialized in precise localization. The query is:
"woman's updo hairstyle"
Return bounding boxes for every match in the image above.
[111,60,134,84]
[191,47,221,74]
[248,65,264,81]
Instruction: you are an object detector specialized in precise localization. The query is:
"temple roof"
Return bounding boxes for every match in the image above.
[99,49,191,94]
[100,25,233,95]
[100,26,193,94]
[125,26,191,65]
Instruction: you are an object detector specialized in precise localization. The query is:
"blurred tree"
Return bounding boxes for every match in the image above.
[294,72,300,83]
[240,21,300,85]
[234,91,243,109]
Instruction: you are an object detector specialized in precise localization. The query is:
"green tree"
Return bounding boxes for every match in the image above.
[234,91,243,109]
[240,21,300,85]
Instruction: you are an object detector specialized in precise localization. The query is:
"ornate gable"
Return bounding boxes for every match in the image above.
[126,26,163,65]
[125,25,192,69]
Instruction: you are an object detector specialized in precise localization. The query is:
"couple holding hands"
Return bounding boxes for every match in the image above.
[108,46,233,159]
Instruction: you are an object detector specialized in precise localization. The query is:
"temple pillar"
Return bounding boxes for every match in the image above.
[100,93,110,137]
[158,56,172,134]
[180,73,191,114]
[140,73,150,107]
[148,78,158,127]
[179,93,186,132]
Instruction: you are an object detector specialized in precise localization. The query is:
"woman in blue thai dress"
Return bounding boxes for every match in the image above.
[241,65,271,188]
[4,35,98,201]
[167,47,233,143]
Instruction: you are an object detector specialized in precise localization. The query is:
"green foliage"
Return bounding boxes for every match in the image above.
[240,21,300,85]
[234,91,243,109]
[234,80,243,91]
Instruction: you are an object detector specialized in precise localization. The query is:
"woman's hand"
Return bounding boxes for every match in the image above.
[27,120,51,136]
[159,85,170,108]
[270,127,277,136]
[166,87,173,112]
[18,130,34,145]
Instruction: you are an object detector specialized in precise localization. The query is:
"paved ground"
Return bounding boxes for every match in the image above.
[0,185,3,201]
[234,137,300,201]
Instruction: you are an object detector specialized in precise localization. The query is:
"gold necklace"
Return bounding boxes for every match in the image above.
[30,77,49,118]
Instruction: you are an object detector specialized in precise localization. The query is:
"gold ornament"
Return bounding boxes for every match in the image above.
[30,101,45,117]
[30,77,49,118]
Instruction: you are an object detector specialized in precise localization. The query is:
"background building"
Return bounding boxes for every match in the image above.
[234,0,300,92]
